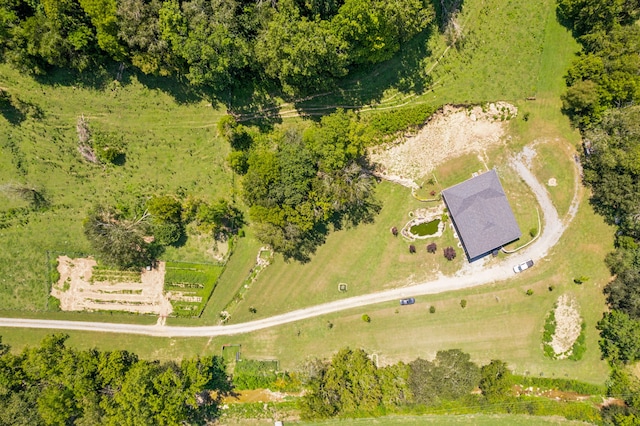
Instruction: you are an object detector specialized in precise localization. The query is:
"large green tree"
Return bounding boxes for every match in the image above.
[299,348,383,419]
[83,204,156,269]
[159,0,249,90]
[408,349,480,404]
[241,112,378,261]
[254,0,348,93]
[331,0,434,65]
[479,359,513,402]
[597,310,640,364]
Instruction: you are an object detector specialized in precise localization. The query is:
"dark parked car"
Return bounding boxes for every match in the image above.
[400,297,415,305]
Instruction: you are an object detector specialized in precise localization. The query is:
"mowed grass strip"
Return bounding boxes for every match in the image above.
[297,414,593,425]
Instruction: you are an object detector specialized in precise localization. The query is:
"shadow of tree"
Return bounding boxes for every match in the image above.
[0,89,44,125]
[218,77,283,131]
[0,95,26,125]
[434,0,465,32]
[290,27,436,117]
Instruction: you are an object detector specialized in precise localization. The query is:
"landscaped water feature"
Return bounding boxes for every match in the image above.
[401,207,446,241]
[410,219,441,236]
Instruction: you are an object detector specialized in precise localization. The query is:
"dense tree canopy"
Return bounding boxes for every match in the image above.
[563,0,640,375]
[561,2,640,127]
[408,349,480,405]
[241,109,378,261]
[597,310,640,364]
[83,204,156,269]
[0,0,435,94]
[0,334,230,425]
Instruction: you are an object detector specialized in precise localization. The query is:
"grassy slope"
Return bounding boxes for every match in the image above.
[0,66,231,311]
[0,0,613,388]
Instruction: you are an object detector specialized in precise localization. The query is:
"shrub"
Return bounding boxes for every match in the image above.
[526,289,534,296]
[529,227,537,237]
[573,276,589,284]
[249,306,257,314]
[48,296,61,311]
[409,245,416,253]
[443,246,456,260]
[391,226,398,236]
[233,359,278,390]
[548,285,555,292]
[365,103,437,137]
[460,299,467,308]
[542,309,557,358]
[568,322,587,361]
[152,222,183,246]
[523,112,530,121]
[362,314,371,322]
[227,150,249,174]
[430,190,436,196]
[429,305,436,314]
[427,243,437,253]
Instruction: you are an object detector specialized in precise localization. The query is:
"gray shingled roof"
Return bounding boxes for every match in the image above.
[441,169,521,260]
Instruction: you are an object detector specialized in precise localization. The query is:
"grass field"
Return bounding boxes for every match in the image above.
[0,64,232,311]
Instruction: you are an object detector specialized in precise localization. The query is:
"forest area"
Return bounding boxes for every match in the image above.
[0,0,438,97]
[558,0,640,423]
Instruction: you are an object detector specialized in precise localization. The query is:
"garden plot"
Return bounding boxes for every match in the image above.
[368,103,516,187]
[164,261,225,317]
[52,256,172,316]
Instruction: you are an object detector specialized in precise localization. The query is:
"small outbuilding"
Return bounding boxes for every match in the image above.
[441,169,521,261]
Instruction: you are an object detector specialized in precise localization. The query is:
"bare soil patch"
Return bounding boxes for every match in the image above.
[51,256,172,316]
[550,294,582,358]
[368,102,517,188]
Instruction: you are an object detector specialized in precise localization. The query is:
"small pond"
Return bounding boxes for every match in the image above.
[410,219,441,236]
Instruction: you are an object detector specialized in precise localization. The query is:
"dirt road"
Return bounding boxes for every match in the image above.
[0,151,580,338]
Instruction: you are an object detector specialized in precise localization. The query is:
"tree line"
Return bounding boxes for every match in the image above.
[0,334,231,425]
[2,335,631,425]
[298,347,602,422]
[0,0,435,95]
[558,0,640,423]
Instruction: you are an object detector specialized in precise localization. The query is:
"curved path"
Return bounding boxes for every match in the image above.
[0,152,581,338]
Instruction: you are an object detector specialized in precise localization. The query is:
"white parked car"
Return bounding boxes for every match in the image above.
[513,259,534,273]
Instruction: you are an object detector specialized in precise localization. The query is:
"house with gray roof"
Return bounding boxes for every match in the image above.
[441,169,521,261]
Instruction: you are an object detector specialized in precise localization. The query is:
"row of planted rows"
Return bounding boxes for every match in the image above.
[164,261,225,317]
